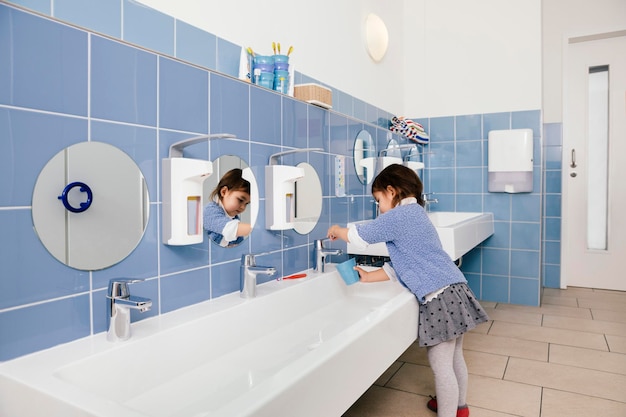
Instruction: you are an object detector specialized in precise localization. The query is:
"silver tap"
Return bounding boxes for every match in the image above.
[422,192,439,207]
[106,278,152,342]
[240,254,277,299]
[314,239,342,273]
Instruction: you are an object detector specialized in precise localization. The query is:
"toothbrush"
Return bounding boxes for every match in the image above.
[277,42,281,54]
[277,273,307,281]
[246,47,255,57]
[272,42,276,55]
[287,45,294,56]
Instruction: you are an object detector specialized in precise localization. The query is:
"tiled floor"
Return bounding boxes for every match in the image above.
[343,287,626,417]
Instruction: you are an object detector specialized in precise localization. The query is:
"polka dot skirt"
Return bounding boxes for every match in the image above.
[418,283,489,347]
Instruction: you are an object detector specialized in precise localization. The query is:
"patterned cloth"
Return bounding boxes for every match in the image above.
[203,201,244,247]
[355,202,466,302]
[389,116,430,144]
[418,283,489,347]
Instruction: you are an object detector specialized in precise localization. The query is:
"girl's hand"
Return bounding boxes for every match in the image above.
[327,225,342,241]
[354,266,390,283]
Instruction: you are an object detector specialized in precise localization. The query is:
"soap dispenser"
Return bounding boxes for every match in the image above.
[161,133,236,245]
[162,157,213,245]
[265,165,305,230]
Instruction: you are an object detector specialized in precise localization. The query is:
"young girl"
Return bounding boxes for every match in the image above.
[328,164,488,417]
[203,168,252,247]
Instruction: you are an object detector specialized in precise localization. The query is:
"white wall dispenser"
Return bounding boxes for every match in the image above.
[488,129,533,193]
[162,134,235,245]
[265,148,322,231]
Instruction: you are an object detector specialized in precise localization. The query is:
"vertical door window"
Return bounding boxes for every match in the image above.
[587,65,609,250]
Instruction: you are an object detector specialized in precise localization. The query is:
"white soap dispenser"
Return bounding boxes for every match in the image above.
[265,164,305,230]
[162,157,213,245]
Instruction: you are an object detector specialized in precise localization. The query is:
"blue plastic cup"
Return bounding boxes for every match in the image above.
[336,258,359,285]
[273,70,289,93]
[254,71,274,89]
[273,54,289,71]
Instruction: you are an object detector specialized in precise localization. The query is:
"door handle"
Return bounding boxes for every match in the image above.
[570,149,577,168]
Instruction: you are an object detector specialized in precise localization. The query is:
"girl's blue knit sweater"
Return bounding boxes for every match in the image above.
[356,203,466,302]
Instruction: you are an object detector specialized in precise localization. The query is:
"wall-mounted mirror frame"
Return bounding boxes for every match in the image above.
[203,155,258,247]
[353,129,376,185]
[293,162,323,235]
[32,142,149,270]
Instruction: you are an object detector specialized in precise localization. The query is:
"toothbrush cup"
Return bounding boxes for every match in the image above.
[273,54,289,71]
[256,71,274,89]
[336,258,359,285]
[273,70,289,93]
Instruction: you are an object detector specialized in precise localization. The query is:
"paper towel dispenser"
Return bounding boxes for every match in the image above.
[488,129,533,193]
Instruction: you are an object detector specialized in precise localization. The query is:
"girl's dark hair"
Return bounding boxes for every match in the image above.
[210,168,251,201]
[371,163,425,207]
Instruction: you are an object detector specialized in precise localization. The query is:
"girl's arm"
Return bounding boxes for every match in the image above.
[355,266,390,283]
[237,222,252,237]
[327,225,349,242]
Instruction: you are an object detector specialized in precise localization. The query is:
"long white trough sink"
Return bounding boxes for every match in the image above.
[0,266,418,417]
[347,211,494,260]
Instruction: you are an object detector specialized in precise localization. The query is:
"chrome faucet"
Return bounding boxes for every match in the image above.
[422,192,439,207]
[106,278,152,342]
[240,254,277,299]
[314,239,342,273]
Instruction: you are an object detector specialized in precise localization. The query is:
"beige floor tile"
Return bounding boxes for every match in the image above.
[463,332,548,361]
[592,308,626,323]
[469,408,522,417]
[577,296,626,312]
[541,388,626,417]
[504,357,626,402]
[465,350,508,379]
[541,295,579,307]
[397,342,429,366]
[592,288,626,299]
[483,307,542,326]
[606,334,626,354]
[543,287,593,298]
[471,321,491,334]
[550,344,626,375]
[480,301,498,309]
[342,386,432,417]
[375,361,403,386]
[543,314,626,336]
[497,302,593,319]
[385,363,434,396]
[468,374,541,417]
[488,321,608,350]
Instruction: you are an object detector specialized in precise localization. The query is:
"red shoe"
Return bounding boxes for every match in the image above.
[426,396,470,417]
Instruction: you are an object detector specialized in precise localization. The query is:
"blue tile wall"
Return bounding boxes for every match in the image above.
[0,2,560,361]
[416,110,544,306]
[542,123,562,288]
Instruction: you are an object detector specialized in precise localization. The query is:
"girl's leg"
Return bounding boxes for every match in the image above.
[427,338,458,417]
[453,334,469,407]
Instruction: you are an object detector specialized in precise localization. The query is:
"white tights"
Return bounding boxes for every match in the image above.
[426,335,468,417]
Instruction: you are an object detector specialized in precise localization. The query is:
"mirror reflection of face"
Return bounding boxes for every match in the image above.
[220,187,250,217]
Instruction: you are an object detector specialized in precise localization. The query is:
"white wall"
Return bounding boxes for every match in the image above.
[138,0,544,118]
[542,0,626,123]
[404,0,542,118]
[136,0,406,116]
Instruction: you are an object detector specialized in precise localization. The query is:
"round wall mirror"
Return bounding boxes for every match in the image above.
[32,142,149,270]
[353,129,376,185]
[202,155,259,247]
[294,162,322,235]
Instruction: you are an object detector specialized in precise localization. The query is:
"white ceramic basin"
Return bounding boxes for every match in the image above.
[0,266,417,417]
[347,211,494,260]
